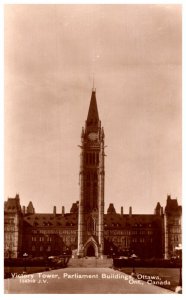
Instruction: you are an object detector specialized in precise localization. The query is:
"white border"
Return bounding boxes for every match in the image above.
[0,1,185,300]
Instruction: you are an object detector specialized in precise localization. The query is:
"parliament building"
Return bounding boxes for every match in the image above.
[4,89,182,260]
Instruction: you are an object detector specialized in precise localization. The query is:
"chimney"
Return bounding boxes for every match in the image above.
[22,206,26,215]
[129,206,132,217]
[121,206,123,215]
[53,206,56,215]
[62,206,65,217]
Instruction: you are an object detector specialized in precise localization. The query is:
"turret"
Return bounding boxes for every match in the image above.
[27,201,35,214]
[22,206,26,215]
[107,203,116,214]
[164,195,182,259]
[154,202,161,215]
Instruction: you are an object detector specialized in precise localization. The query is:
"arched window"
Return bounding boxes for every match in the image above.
[90,153,92,165]
[93,183,98,209]
[47,245,51,252]
[87,217,96,234]
[32,245,36,251]
[96,153,99,164]
[94,172,97,180]
[86,153,88,164]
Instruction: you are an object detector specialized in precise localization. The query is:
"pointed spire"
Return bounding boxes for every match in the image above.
[87,89,99,126]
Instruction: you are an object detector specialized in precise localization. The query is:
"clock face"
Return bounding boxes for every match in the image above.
[88,132,98,141]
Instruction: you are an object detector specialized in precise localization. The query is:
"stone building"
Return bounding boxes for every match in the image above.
[4,89,182,259]
[4,194,23,258]
[164,196,182,259]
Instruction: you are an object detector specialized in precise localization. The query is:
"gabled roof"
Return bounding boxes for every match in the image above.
[155,202,161,209]
[23,211,162,230]
[103,213,161,228]
[23,213,78,228]
[165,196,182,213]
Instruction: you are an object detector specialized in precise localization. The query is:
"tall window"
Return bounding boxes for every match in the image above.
[90,153,92,165]
[96,153,99,164]
[87,217,96,234]
[94,172,97,180]
[93,183,98,209]
[86,153,88,164]
[32,245,36,251]
[47,245,51,252]
[46,236,52,242]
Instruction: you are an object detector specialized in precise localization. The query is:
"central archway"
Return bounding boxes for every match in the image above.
[84,236,99,257]
[86,244,95,257]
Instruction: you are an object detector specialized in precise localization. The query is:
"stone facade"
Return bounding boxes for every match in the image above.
[4,194,23,258]
[77,89,105,257]
[4,195,182,259]
[164,196,182,259]
[4,89,182,260]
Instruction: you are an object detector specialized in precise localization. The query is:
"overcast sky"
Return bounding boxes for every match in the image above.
[4,4,182,214]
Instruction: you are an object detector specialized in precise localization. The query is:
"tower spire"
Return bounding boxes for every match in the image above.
[87,89,99,126]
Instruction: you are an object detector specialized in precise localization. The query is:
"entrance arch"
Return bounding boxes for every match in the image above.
[86,244,95,257]
[84,236,99,257]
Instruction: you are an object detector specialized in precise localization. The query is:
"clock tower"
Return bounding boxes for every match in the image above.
[77,88,105,257]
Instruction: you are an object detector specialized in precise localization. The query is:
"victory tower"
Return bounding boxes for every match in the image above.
[77,88,105,257]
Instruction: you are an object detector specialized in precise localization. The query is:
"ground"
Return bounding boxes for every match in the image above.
[4,267,174,294]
